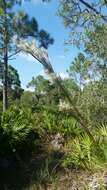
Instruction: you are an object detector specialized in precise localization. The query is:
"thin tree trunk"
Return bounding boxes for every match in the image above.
[3,48,8,112]
[3,0,8,112]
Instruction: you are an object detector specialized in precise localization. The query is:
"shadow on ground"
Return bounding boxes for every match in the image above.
[0,148,63,190]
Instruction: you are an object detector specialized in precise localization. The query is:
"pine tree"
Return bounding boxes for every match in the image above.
[0,0,53,111]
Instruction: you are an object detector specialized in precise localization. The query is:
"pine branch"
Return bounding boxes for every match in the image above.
[8,50,21,59]
[79,0,107,22]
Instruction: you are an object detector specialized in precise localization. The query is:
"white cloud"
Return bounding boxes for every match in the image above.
[19,52,37,63]
[38,69,47,77]
[58,72,69,80]
[34,70,69,80]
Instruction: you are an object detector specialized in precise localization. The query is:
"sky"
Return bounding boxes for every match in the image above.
[10,0,79,89]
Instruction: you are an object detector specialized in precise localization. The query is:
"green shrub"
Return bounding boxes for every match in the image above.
[96,125,107,160]
[42,107,82,137]
[62,130,107,170]
[62,135,93,169]
[0,106,39,155]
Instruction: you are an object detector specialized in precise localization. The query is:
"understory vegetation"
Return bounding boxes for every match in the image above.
[0,0,107,189]
[0,80,107,189]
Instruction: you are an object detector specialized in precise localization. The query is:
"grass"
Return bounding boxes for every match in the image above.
[0,149,106,190]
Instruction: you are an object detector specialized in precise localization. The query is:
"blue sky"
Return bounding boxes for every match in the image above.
[10,0,79,89]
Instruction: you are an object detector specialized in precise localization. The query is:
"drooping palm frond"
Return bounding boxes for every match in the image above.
[16,39,94,140]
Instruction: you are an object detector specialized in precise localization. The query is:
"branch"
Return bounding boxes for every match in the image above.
[79,0,107,22]
[8,50,21,59]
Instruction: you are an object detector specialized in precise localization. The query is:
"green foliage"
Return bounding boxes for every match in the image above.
[8,65,21,89]
[95,125,107,160]
[85,24,107,82]
[28,75,65,106]
[38,29,54,49]
[68,53,92,87]
[0,106,39,154]
[20,91,37,109]
[0,0,54,52]
[35,158,58,187]
[0,64,23,104]
[86,25,107,60]
[1,0,107,189]
[62,125,107,170]
[42,107,82,137]
[58,116,82,137]
[43,108,57,132]
[66,51,107,127]
[28,75,50,94]
[0,0,54,112]
[62,135,94,169]
[58,0,107,46]
[78,81,107,126]
[7,65,24,102]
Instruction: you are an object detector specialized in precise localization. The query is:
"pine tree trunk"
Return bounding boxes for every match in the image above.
[3,48,8,112]
[3,0,8,112]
